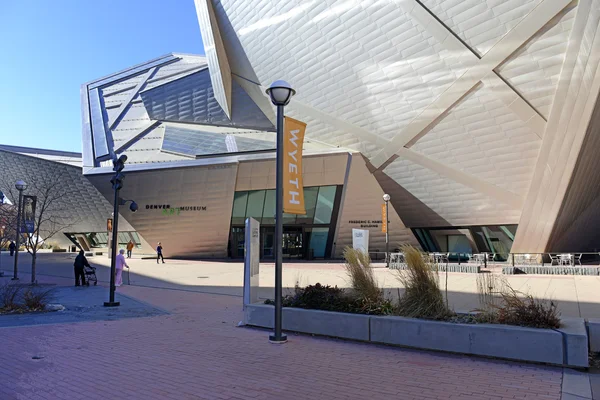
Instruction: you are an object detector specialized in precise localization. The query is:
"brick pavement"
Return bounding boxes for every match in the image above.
[0,282,563,400]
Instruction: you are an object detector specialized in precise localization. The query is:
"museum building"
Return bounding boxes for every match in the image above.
[3,0,600,259]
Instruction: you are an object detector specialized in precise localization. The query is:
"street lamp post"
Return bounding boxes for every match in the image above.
[104,155,131,308]
[12,180,27,280]
[266,80,295,344]
[383,193,390,268]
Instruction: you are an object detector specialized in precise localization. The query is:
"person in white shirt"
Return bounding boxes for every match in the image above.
[115,248,129,287]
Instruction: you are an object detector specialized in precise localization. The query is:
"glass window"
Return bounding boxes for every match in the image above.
[246,190,266,221]
[129,232,141,246]
[231,192,248,225]
[296,187,319,224]
[261,190,276,225]
[448,235,472,253]
[309,227,329,258]
[314,186,337,224]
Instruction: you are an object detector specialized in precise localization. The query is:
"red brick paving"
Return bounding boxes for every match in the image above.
[0,283,562,400]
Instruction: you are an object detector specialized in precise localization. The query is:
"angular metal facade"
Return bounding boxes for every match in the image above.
[0,147,132,247]
[204,0,600,253]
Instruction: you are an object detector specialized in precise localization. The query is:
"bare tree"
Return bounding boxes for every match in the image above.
[0,170,78,284]
[0,204,17,250]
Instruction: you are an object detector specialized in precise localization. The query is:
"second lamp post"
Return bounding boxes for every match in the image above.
[265,80,295,344]
[12,180,27,281]
[383,193,390,268]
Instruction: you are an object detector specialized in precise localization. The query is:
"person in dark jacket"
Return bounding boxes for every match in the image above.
[156,242,165,264]
[73,250,90,286]
[8,241,15,256]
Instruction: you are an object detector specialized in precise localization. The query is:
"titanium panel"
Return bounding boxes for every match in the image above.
[88,54,177,90]
[0,149,133,237]
[161,124,274,157]
[546,94,600,252]
[109,68,157,130]
[89,88,112,162]
[140,69,274,130]
[80,85,94,168]
[194,0,233,118]
[334,154,419,258]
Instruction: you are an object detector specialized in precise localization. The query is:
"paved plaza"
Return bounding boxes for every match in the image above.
[4,252,600,318]
[0,274,565,400]
[1,253,600,399]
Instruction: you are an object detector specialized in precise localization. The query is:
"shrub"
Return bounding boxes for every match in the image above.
[475,276,560,329]
[343,247,382,303]
[396,245,451,319]
[0,283,23,311]
[265,283,394,315]
[494,287,560,329]
[283,283,353,312]
[476,273,502,312]
[22,287,55,311]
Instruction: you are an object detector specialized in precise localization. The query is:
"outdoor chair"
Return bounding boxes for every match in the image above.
[574,253,583,266]
[549,254,560,266]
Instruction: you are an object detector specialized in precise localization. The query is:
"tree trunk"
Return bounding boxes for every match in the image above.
[31,253,37,285]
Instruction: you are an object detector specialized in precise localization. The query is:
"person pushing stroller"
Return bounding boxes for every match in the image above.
[74,250,91,286]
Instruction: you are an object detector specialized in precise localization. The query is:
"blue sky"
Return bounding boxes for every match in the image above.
[0,0,205,153]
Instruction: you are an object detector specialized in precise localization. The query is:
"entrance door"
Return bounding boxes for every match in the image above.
[282,227,303,259]
[262,227,275,259]
[230,227,245,258]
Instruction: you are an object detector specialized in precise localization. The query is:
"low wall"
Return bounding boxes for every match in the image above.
[244,304,588,367]
[390,263,480,273]
[503,266,600,275]
[588,319,600,353]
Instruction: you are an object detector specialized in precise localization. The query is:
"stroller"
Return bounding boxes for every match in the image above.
[84,265,98,286]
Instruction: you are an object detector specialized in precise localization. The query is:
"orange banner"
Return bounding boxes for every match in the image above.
[283,117,307,215]
[381,204,387,233]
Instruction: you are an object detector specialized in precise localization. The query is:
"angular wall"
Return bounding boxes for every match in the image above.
[87,164,239,258]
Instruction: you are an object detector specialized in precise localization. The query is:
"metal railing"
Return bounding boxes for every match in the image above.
[389,252,600,269]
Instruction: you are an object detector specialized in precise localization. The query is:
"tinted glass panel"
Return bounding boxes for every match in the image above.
[296,187,319,224]
[246,190,266,221]
[231,191,248,225]
[448,235,472,253]
[261,190,276,225]
[314,186,336,224]
[309,227,329,258]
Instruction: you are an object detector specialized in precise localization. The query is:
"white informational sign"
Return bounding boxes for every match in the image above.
[352,229,369,254]
[243,217,260,307]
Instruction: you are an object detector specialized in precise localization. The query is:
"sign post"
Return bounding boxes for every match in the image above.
[352,229,370,254]
[243,217,260,308]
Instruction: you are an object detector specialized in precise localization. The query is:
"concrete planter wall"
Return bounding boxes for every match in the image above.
[244,304,588,368]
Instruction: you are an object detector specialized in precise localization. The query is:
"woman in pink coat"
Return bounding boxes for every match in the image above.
[115,249,129,287]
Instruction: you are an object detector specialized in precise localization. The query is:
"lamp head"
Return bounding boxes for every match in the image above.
[15,180,27,191]
[129,201,138,213]
[383,193,391,202]
[113,154,128,172]
[266,80,295,106]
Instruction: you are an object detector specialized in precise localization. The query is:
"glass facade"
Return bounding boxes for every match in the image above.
[65,231,142,251]
[413,225,518,261]
[228,185,342,259]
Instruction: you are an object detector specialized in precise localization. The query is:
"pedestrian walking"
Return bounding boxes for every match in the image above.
[126,240,134,258]
[157,242,165,264]
[9,241,15,256]
[73,250,90,286]
[116,249,129,287]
